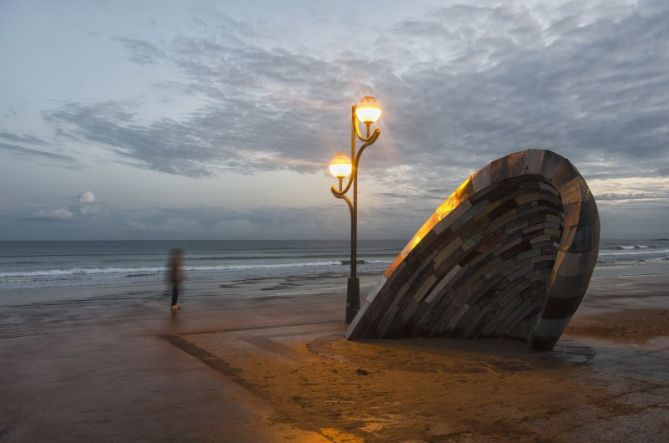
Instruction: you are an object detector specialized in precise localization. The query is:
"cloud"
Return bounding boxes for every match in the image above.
[9,190,665,241]
[114,38,166,65]
[0,140,75,163]
[78,190,96,204]
[6,202,381,240]
[122,205,352,238]
[0,132,49,146]
[43,18,371,176]
[27,190,102,222]
[588,176,669,208]
[76,190,100,215]
[32,208,75,221]
[6,0,663,240]
[40,0,669,192]
[377,1,669,180]
[596,193,662,201]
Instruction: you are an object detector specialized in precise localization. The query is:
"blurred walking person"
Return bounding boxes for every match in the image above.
[167,248,184,312]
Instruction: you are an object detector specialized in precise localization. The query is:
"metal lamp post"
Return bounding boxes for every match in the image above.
[329,96,382,324]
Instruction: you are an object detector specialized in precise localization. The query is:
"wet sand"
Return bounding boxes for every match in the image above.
[1,264,669,441]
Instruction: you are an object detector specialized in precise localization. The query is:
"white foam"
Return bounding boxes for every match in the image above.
[0,260,346,279]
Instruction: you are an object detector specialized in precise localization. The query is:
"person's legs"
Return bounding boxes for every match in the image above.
[171,283,179,307]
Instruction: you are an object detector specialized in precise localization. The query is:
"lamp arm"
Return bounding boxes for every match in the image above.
[331,187,354,214]
[331,128,380,198]
[353,116,378,143]
[353,129,381,168]
[331,171,355,197]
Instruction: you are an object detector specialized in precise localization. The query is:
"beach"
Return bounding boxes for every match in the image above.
[1,255,669,441]
[4,0,669,440]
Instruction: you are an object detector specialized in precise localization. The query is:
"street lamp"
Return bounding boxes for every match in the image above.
[329,96,382,324]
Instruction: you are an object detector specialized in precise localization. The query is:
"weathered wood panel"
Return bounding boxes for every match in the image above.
[346,149,600,351]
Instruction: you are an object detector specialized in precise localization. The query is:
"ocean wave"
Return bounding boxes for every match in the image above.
[599,247,669,257]
[612,244,651,250]
[0,260,356,279]
[188,252,396,261]
[0,267,165,278]
[597,247,669,264]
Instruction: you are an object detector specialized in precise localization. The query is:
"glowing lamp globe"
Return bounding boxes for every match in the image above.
[329,153,353,178]
[355,96,382,124]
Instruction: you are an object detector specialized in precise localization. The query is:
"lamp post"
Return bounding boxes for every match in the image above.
[329,96,382,324]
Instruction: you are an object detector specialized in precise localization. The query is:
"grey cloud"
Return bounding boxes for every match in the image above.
[596,192,667,201]
[375,191,443,201]
[30,208,75,222]
[43,17,377,177]
[598,203,669,238]
[374,7,669,199]
[0,141,75,163]
[24,190,103,223]
[45,101,220,177]
[44,41,359,176]
[44,99,336,177]
[116,202,436,241]
[390,19,450,38]
[0,131,78,167]
[78,191,96,204]
[0,132,49,145]
[125,205,351,237]
[5,192,667,241]
[114,38,166,65]
[2,202,368,240]
[43,1,669,191]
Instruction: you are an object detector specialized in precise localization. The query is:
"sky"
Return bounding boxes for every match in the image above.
[1,0,668,240]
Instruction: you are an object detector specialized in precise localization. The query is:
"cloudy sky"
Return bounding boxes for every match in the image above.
[1,0,667,240]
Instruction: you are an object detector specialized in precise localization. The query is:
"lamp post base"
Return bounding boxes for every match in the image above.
[346,277,360,324]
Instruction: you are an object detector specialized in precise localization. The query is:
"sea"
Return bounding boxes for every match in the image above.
[0,239,668,291]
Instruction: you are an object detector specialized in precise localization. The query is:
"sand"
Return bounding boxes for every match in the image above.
[1,264,669,441]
